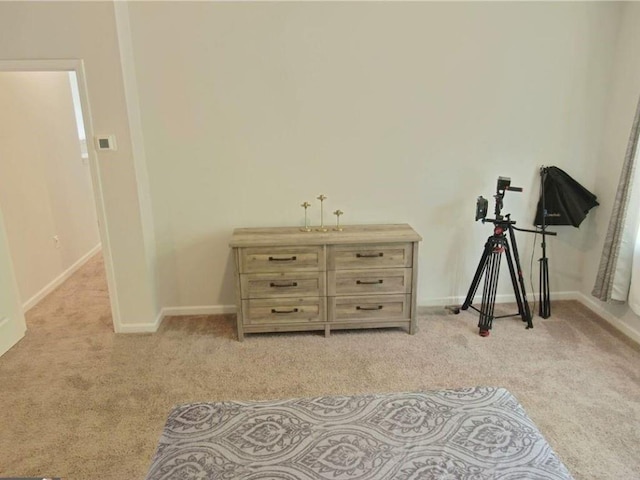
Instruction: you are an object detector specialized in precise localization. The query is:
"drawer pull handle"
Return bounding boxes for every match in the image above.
[269,256,297,262]
[356,253,383,258]
[270,282,298,288]
[271,308,299,314]
[356,279,383,285]
[356,305,384,311]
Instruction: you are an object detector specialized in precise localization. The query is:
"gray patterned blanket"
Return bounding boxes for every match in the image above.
[144,386,573,479]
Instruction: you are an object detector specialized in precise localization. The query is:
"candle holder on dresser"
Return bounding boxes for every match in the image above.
[300,201,312,232]
[315,194,328,232]
[333,210,344,231]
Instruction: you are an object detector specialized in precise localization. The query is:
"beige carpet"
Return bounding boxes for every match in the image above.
[1,253,639,479]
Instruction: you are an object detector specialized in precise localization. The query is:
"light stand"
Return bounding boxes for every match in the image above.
[539,167,551,318]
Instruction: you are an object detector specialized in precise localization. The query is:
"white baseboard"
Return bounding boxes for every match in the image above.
[423,290,640,346]
[123,305,236,333]
[23,243,102,312]
[419,291,578,308]
[116,309,164,334]
[573,292,640,345]
[114,293,640,346]
[115,305,236,334]
[162,305,237,316]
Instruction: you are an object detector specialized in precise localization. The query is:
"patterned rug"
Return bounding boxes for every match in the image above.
[144,386,573,479]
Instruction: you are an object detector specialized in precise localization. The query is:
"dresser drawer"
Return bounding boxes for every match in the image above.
[239,246,324,273]
[241,272,325,299]
[328,243,412,270]
[242,298,325,325]
[231,224,421,340]
[329,295,410,321]
[328,268,412,296]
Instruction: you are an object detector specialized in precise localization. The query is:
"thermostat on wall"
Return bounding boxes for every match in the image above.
[95,135,117,151]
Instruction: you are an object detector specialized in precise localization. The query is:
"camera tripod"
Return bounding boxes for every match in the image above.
[458,215,533,336]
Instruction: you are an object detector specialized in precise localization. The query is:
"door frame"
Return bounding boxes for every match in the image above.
[0,59,121,331]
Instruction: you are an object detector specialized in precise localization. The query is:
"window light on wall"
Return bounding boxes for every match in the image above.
[68,71,88,160]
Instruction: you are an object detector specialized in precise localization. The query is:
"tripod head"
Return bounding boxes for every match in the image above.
[476,176,523,223]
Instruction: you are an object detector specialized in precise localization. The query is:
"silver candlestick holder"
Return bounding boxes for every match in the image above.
[333,209,344,231]
[315,194,328,232]
[300,201,311,232]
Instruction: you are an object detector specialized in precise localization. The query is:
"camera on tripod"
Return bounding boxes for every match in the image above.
[475,176,523,222]
[460,174,533,336]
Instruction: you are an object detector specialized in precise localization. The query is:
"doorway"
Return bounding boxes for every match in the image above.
[0,60,120,356]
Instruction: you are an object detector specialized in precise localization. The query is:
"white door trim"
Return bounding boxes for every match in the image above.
[0,207,26,356]
[0,59,122,332]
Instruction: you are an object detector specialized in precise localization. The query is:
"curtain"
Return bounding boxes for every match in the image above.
[592,95,640,306]
[629,221,640,314]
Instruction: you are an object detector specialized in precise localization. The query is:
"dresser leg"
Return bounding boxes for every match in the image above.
[409,318,417,335]
[324,325,330,338]
[237,320,244,342]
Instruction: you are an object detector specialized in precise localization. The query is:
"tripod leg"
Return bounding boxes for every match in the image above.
[539,257,550,318]
[461,239,493,310]
[504,241,525,318]
[544,258,550,317]
[479,247,501,336]
[507,226,533,329]
[539,258,544,317]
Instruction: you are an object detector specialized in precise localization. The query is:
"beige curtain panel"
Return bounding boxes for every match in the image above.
[592,95,640,303]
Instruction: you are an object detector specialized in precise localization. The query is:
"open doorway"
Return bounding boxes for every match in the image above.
[0,61,120,355]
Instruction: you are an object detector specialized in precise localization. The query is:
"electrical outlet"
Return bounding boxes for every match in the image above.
[53,235,61,249]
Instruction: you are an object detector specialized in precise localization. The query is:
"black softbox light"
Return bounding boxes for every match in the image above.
[534,166,599,228]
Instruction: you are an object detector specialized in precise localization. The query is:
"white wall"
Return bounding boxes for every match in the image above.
[0,2,629,334]
[127,2,621,310]
[581,2,640,341]
[0,2,159,330]
[0,72,100,308]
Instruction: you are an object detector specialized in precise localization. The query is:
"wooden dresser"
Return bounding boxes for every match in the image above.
[229,224,421,341]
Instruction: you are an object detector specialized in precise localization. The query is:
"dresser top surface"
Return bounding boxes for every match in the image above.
[230,223,422,248]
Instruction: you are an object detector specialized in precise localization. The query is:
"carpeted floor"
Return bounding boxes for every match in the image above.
[0,253,639,479]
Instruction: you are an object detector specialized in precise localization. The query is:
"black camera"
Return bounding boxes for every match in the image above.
[476,196,489,221]
[475,176,522,221]
[497,176,512,193]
